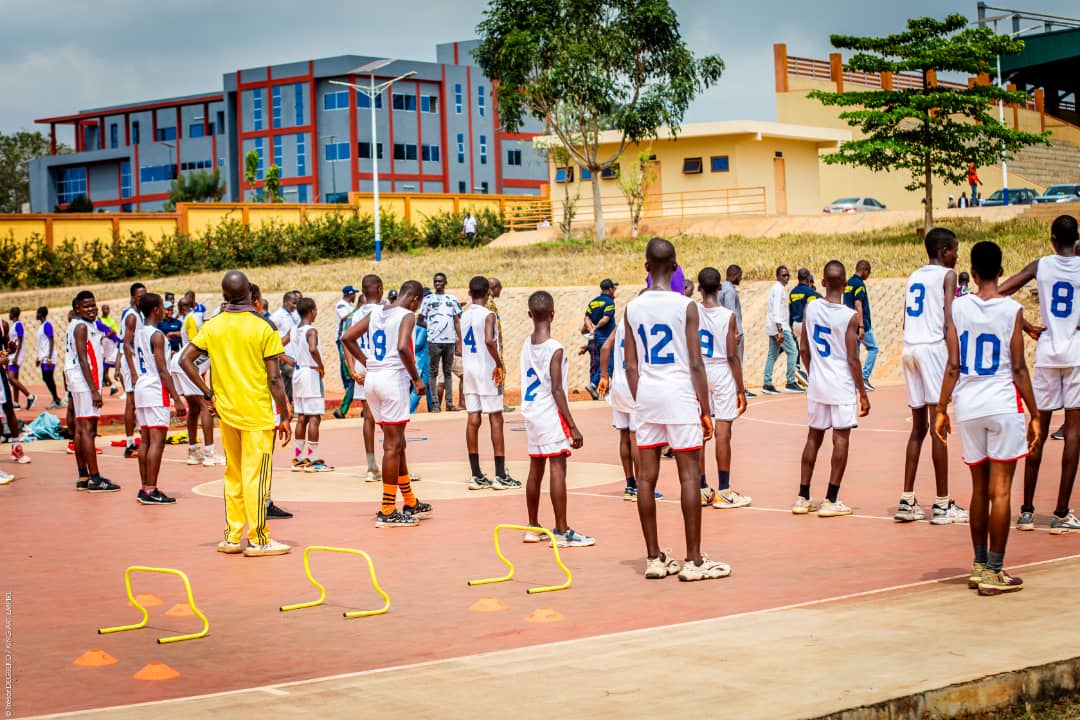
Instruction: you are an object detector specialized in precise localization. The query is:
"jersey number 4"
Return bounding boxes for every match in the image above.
[464,326,477,353]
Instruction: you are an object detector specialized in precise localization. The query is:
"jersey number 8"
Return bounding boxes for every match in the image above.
[1050,281,1075,319]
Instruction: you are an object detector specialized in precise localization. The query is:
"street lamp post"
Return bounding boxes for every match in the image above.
[320,134,338,200]
[331,60,416,262]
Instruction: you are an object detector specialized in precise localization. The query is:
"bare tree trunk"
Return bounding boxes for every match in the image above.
[923,155,933,232]
[590,172,605,246]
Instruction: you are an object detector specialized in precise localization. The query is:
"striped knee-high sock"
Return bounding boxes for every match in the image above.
[398,475,416,506]
[381,479,398,515]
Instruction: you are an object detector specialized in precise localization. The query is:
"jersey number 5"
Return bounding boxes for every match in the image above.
[812,325,831,357]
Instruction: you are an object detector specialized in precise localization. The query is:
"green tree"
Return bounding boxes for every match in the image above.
[243,149,260,201]
[0,130,70,213]
[809,14,1049,230]
[57,194,93,213]
[476,0,723,245]
[616,149,657,238]
[262,164,284,203]
[164,168,226,210]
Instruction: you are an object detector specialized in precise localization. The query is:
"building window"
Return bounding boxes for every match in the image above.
[216,112,225,135]
[121,203,133,213]
[57,167,87,204]
[358,142,384,160]
[273,136,283,169]
[477,86,486,117]
[252,89,264,130]
[454,83,463,114]
[506,149,522,166]
[131,120,140,144]
[480,181,489,194]
[188,123,205,138]
[554,166,574,183]
[323,90,349,111]
[420,95,439,113]
[155,127,176,142]
[254,137,264,179]
[479,135,488,165]
[294,83,304,125]
[120,162,132,198]
[458,180,467,193]
[110,124,119,149]
[139,164,178,183]
[682,157,703,174]
[179,160,213,172]
[356,91,383,109]
[325,192,348,203]
[272,86,282,129]
[421,144,440,162]
[296,134,307,175]
[456,133,465,164]
[710,155,730,172]
[392,93,417,112]
[601,166,619,179]
[325,141,350,162]
[297,185,308,203]
[393,143,418,161]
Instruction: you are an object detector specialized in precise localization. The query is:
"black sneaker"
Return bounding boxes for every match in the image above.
[761,385,780,395]
[123,444,138,459]
[332,409,345,419]
[375,509,419,528]
[403,500,433,520]
[744,390,757,399]
[784,383,805,394]
[585,384,600,400]
[1051,425,1065,441]
[88,478,121,493]
[863,380,876,392]
[76,478,89,491]
[266,501,293,519]
[662,447,675,459]
[109,385,119,396]
[137,488,176,505]
[25,394,36,410]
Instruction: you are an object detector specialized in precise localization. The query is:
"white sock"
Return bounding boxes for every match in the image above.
[307,442,318,458]
[934,496,950,509]
[203,444,214,457]
[125,435,134,447]
[189,444,199,453]
[901,491,916,503]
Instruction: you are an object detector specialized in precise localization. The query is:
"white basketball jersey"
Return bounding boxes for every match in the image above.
[804,299,857,405]
[366,305,411,374]
[1035,255,1080,368]
[520,337,568,445]
[951,295,1023,421]
[37,321,56,364]
[64,317,104,392]
[609,320,635,413]
[133,325,170,408]
[11,321,25,364]
[291,324,318,368]
[903,264,949,345]
[461,304,498,395]
[291,324,323,398]
[697,303,733,366]
[349,303,381,373]
[119,305,143,340]
[625,291,698,423]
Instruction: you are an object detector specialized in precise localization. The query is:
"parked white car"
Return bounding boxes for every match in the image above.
[823,197,887,213]
[1034,184,1080,204]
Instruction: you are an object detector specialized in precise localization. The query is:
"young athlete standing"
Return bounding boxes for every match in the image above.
[935,241,1041,594]
[291,297,333,473]
[998,214,1080,533]
[36,307,64,409]
[794,261,870,517]
[120,283,147,458]
[342,274,385,482]
[462,276,519,490]
[66,291,119,493]
[896,228,968,524]
[624,237,728,581]
[6,307,34,409]
[520,291,592,546]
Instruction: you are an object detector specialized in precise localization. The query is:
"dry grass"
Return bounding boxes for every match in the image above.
[0,216,1053,307]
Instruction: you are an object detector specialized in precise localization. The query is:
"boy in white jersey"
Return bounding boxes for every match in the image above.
[6,307,35,410]
[120,282,147,459]
[999,214,1080,533]
[291,297,333,473]
[520,291,592,547]
[936,241,1041,595]
[624,237,728,582]
[342,274,385,482]
[794,260,870,517]
[343,281,432,528]
[462,276,519,490]
[66,291,120,493]
[134,293,186,504]
[897,228,968,524]
[36,306,64,409]
[171,298,221,467]
[696,267,750,509]
[599,319,643,500]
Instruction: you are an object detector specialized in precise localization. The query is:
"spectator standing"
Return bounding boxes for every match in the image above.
[157,301,183,355]
[583,279,618,398]
[958,192,969,208]
[269,291,300,402]
[463,212,478,243]
[789,268,819,383]
[966,161,982,203]
[843,260,878,391]
[762,266,802,395]
[419,272,463,411]
[646,265,686,295]
[718,264,753,398]
[332,285,358,418]
[410,288,432,413]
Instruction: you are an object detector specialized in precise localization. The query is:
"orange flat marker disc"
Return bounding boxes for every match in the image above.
[133,662,180,681]
[73,649,118,667]
[469,597,509,613]
[525,608,564,623]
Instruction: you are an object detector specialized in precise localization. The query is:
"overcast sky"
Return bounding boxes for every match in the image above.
[1,0,1075,141]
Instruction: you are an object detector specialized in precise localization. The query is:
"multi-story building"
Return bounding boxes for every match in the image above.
[29,41,547,212]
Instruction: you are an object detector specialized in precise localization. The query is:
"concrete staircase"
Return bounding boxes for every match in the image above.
[1009,137,1080,188]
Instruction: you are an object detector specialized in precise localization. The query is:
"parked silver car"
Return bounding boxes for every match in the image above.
[823,197,887,213]
[1034,184,1080,204]
[980,188,1038,206]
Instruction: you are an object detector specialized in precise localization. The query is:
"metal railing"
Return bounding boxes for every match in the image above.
[562,186,767,224]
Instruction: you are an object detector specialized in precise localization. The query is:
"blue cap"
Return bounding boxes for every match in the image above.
[342,285,358,295]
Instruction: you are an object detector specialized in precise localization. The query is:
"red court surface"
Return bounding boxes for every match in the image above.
[3,386,1077,718]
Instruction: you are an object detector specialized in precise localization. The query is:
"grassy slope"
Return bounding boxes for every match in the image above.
[0,217,1052,307]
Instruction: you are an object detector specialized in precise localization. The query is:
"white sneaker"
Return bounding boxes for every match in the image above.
[551,529,595,548]
[522,528,545,543]
[931,500,969,525]
[700,487,716,506]
[0,471,14,485]
[365,469,381,483]
[818,499,853,517]
[677,555,732,582]
[203,453,226,467]
[644,551,681,579]
[894,497,926,522]
[791,496,818,514]
[186,448,204,465]
[713,489,752,509]
[243,539,291,557]
[217,540,242,554]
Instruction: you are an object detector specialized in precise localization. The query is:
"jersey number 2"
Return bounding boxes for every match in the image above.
[523,368,541,401]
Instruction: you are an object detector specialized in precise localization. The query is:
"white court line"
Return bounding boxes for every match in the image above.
[741,416,910,434]
[27,551,1080,720]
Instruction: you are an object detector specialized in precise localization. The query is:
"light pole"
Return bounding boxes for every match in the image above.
[319,134,338,200]
[331,60,416,261]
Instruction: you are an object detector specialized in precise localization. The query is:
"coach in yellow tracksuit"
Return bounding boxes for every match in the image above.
[180,270,293,557]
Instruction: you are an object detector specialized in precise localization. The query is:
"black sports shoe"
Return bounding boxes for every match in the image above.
[1051,425,1065,441]
[123,444,138,459]
[761,385,780,395]
[375,509,419,528]
[266,501,293,519]
[76,478,89,491]
[662,447,675,459]
[88,478,121,493]
[863,380,876,392]
[784,383,805,394]
[137,488,176,505]
[585,384,600,400]
[403,500,433,520]
[332,409,346,419]
[744,390,757,399]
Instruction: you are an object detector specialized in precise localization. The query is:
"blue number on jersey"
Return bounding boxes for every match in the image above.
[699,329,714,358]
[636,323,675,365]
[1050,281,1075,319]
[136,346,147,374]
[812,324,831,357]
[523,367,541,401]
[906,282,926,317]
[959,331,1001,376]
[372,329,387,361]
[464,326,477,353]
[619,337,626,369]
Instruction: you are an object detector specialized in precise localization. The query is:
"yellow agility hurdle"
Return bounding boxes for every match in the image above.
[280,546,390,618]
[467,524,573,594]
[98,566,210,644]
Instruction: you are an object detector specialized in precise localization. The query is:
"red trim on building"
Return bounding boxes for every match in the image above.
[50,125,56,154]
[99,116,105,150]
[501,178,547,188]
[151,111,158,144]
[466,65,475,193]
[440,65,450,193]
[91,192,170,209]
[235,75,245,198]
[355,172,444,182]
[453,42,459,65]
[35,93,223,125]
[124,113,130,146]
[348,74,359,192]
